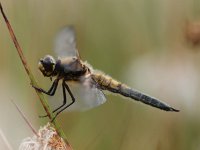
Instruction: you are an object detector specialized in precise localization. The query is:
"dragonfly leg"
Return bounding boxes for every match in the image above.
[33,78,59,96]
[51,82,75,122]
[51,81,67,113]
[33,78,59,118]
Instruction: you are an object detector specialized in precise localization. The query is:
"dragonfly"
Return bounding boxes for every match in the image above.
[33,26,179,121]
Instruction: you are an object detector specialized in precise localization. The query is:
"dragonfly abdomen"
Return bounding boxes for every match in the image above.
[92,73,179,112]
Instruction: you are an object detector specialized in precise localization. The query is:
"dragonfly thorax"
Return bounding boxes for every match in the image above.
[58,57,88,79]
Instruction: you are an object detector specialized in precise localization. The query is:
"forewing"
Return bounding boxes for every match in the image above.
[54,26,79,58]
[49,77,106,112]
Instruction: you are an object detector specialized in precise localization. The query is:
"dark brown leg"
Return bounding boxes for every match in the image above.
[33,78,59,118]
[51,82,75,122]
[51,81,67,113]
[33,78,59,96]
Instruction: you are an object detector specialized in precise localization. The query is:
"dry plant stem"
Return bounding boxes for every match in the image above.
[0,3,72,149]
[11,99,39,137]
[0,3,51,119]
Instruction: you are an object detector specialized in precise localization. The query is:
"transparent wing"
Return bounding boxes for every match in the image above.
[49,77,106,112]
[67,80,106,111]
[54,26,79,58]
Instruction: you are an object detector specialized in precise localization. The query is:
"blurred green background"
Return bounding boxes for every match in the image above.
[1,0,200,149]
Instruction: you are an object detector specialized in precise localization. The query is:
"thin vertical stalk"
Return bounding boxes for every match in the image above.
[0,3,72,149]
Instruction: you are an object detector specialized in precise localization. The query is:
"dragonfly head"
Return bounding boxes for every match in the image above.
[38,55,56,77]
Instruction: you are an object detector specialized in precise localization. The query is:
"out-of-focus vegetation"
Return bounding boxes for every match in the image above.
[0,0,200,149]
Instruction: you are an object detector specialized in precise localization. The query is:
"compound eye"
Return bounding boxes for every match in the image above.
[39,59,43,63]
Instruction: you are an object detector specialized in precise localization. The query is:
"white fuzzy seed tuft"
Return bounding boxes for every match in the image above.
[19,123,68,150]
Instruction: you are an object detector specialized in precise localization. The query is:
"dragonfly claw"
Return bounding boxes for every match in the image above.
[39,114,48,118]
[50,116,57,123]
[39,114,57,123]
[32,85,42,92]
